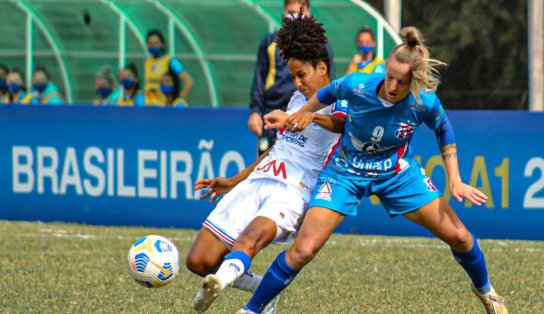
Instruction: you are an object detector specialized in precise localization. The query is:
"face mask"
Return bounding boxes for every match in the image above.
[160,84,174,95]
[0,78,6,89]
[8,83,22,94]
[120,79,136,90]
[96,87,112,98]
[33,82,47,93]
[283,13,306,20]
[148,47,164,57]
[358,45,374,56]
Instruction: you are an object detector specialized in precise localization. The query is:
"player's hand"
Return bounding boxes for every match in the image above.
[284,111,315,132]
[263,109,288,129]
[248,112,263,136]
[450,182,488,206]
[194,177,236,203]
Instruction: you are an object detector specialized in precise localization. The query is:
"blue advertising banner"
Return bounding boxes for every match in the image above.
[1,105,253,229]
[1,106,543,240]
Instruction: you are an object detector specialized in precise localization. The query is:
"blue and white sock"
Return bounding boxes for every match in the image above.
[232,271,263,293]
[244,251,300,313]
[451,233,491,293]
[215,251,251,290]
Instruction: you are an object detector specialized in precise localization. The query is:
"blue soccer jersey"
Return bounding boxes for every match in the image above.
[317,72,447,179]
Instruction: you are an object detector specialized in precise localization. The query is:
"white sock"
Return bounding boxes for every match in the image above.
[215,258,246,289]
[231,271,263,293]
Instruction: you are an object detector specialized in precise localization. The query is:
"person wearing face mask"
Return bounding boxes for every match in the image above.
[248,0,335,157]
[159,72,188,107]
[31,65,64,105]
[6,68,32,105]
[110,63,144,106]
[144,29,193,106]
[345,25,386,75]
[93,66,118,106]
[0,64,9,104]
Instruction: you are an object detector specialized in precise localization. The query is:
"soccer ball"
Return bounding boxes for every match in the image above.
[127,235,180,288]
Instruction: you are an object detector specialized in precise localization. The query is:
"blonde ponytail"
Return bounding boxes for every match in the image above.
[390,26,446,102]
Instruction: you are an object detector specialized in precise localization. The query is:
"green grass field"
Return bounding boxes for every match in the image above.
[1,220,543,314]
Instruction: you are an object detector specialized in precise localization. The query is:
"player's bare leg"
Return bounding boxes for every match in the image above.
[186,228,230,277]
[193,217,277,313]
[404,197,508,314]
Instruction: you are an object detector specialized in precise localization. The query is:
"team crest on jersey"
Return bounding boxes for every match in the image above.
[395,122,415,139]
[315,182,332,201]
[424,177,438,192]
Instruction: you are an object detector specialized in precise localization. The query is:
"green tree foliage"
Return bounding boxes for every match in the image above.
[372,0,528,109]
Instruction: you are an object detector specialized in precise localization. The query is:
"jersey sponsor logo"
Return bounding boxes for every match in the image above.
[315,182,332,201]
[351,83,370,98]
[256,159,287,179]
[395,122,415,139]
[349,132,382,153]
[280,130,308,147]
[409,102,426,112]
[424,177,438,191]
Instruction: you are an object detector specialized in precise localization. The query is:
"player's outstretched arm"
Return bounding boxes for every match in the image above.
[194,147,273,202]
[284,94,328,132]
[441,144,488,206]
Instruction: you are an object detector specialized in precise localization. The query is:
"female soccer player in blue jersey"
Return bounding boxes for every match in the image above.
[238,27,508,314]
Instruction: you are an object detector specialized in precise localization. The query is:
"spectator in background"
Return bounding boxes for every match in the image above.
[160,72,188,107]
[248,0,335,156]
[6,68,32,104]
[0,64,8,103]
[144,29,193,105]
[111,63,144,106]
[31,65,64,105]
[94,66,117,105]
[345,25,385,75]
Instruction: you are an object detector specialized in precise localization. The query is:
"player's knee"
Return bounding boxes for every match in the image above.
[235,228,273,257]
[447,229,472,252]
[185,252,213,277]
[288,244,319,267]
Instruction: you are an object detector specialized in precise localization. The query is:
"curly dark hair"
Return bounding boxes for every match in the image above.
[276,11,330,73]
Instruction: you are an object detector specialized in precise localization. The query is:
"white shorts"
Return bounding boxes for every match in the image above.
[203,177,307,249]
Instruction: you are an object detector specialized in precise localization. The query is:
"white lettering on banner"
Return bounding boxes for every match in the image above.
[170,151,193,200]
[138,150,158,198]
[9,144,246,200]
[12,146,34,193]
[160,150,167,199]
[83,147,105,196]
[117,149,136,197]
[59,147,83,195]
[107,149,114,196]
[37,147,59,194]
[523,157,544,209]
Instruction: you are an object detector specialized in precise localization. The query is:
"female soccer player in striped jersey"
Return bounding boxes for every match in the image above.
[239,27,508,314]
[184,12,346,314]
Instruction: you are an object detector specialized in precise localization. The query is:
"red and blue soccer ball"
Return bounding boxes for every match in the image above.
[127,235,180,288]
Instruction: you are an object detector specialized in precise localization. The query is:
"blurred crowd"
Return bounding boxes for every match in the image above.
[0,22,385,108]
[0,29,193,107]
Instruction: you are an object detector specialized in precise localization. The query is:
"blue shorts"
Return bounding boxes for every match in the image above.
[309,160,441,216]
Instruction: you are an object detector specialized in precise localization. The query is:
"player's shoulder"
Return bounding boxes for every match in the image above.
[345,72,384,85]
[414,89,440,108]
[286,90,306,111]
